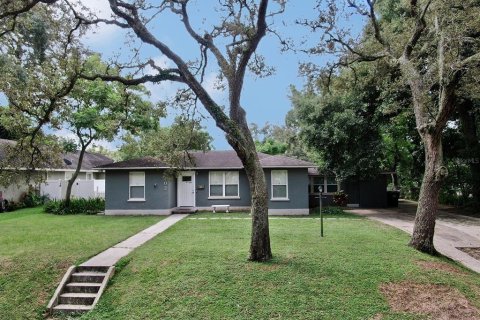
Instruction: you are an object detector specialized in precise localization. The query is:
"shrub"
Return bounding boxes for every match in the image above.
[5,200,21,212]
[333,191,348,207]
[20,192,49,208]
[44,198,105,215]
[322,206,345,215]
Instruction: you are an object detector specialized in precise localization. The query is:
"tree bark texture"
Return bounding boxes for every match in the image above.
[65,144,88,207]
[408,133,445,254]
[226,107,272,261]
[244,154,271,261]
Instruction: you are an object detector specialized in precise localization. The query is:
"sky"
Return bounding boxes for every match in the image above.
[2,1,365,151]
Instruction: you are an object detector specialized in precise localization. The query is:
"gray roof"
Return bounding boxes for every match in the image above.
[61,151,114,170]
[98,150,316,169]
[0,139,113,170]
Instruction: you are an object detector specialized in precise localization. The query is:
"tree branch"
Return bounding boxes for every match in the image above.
[176,1,232,77]
[104,0,239,140]
[402,0,433,60]
[0,0,56,20]
[81,71,184,85]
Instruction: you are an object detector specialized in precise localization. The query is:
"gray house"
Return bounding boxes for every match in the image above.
[98,151,316,215]
[308,168,389,208]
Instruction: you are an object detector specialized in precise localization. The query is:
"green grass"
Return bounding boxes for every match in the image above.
[80,214,480,320]
[192,206,359,219]
[0,207,163,320]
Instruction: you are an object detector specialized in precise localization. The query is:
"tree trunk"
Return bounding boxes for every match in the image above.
[227,129,272,261]
[391,173,400,191]
[408,133,445,254]
[458,99,480,208]
[65,144,88,207]
[244,155,272,261]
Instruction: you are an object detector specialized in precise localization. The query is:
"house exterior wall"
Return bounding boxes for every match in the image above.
[105,168,310,215]
[344,175,388,208]
[0,171,44,202]
[94,172,105,180]
[264,168,309,212]
[195,170,251,208]
[105,170,176,215]
[308,174,388,208]
[47,172,66,180]
[47,171,88,180]
[1,179,31,202]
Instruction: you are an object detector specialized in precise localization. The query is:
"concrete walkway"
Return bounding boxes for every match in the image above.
[349,200,480,273]
[81,214,188,267]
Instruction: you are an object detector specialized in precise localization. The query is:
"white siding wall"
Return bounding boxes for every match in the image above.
[40,179,106,200]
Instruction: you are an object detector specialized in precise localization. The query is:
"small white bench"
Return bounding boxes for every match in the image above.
[212,205,230,213]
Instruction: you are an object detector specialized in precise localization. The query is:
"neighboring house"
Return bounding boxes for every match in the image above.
[308,168,389,208]
[97,150,316,215]
[40,151,114,200]
[0,139,113,202]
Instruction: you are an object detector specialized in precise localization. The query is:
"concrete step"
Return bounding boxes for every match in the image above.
[59,292,97,305]
[171,207,198,214]
[71,272,106,283]
[76,265,110,273]
[53,304,92,314]
[64,282,102,293]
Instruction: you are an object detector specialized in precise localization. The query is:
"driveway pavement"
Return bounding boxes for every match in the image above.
[348,200,480,273]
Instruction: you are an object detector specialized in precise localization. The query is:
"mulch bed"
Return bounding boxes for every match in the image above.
[380,281,480,320]
[457,247,480,261]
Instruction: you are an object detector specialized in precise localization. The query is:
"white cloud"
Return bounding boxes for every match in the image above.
[203,72,227,103]
[144,55,172,76]
[79,0,112,19]
[76,0,121,46]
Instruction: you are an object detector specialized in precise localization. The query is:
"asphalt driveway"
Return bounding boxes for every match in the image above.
[348,200,480,273]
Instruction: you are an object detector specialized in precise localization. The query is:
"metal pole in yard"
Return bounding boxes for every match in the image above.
[319,186,324,237]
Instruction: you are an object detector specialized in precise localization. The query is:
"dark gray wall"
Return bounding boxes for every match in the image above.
[195,170,251,207]
[106,168,310,210]
[344,175,388,208]
[105,170,176,210]
[264,168,309,209]
[308,175,388,208]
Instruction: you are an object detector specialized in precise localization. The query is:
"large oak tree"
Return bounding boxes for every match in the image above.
[305,0,480,253]
[73,0,288,261]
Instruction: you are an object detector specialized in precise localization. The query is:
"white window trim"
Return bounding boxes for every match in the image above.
[208,171,240,199]
[310,176,338,194]
[271,170,289,201]
[129,171,146,201]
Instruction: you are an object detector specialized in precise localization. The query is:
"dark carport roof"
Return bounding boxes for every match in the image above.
[97,150,316,169]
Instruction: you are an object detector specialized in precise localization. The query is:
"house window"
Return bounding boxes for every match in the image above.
[86,173,93,180]
[312,176,324,193]
[271,170,288,200]
[326,176,338,193]
[129,172,145,200]
[209,171,239,198]
[310,176,338,194]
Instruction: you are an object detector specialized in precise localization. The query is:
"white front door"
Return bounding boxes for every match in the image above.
[177,171,195,207]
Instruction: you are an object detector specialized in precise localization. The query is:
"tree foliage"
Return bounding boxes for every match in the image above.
[119,117,213,162]
[60,54,163,205]
[301,0,480,253]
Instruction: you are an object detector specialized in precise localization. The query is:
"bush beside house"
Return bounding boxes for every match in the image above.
[44,198,105,215]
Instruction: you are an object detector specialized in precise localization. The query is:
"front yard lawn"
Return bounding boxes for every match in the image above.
[0,207,163,320]
[83,214,480,319]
